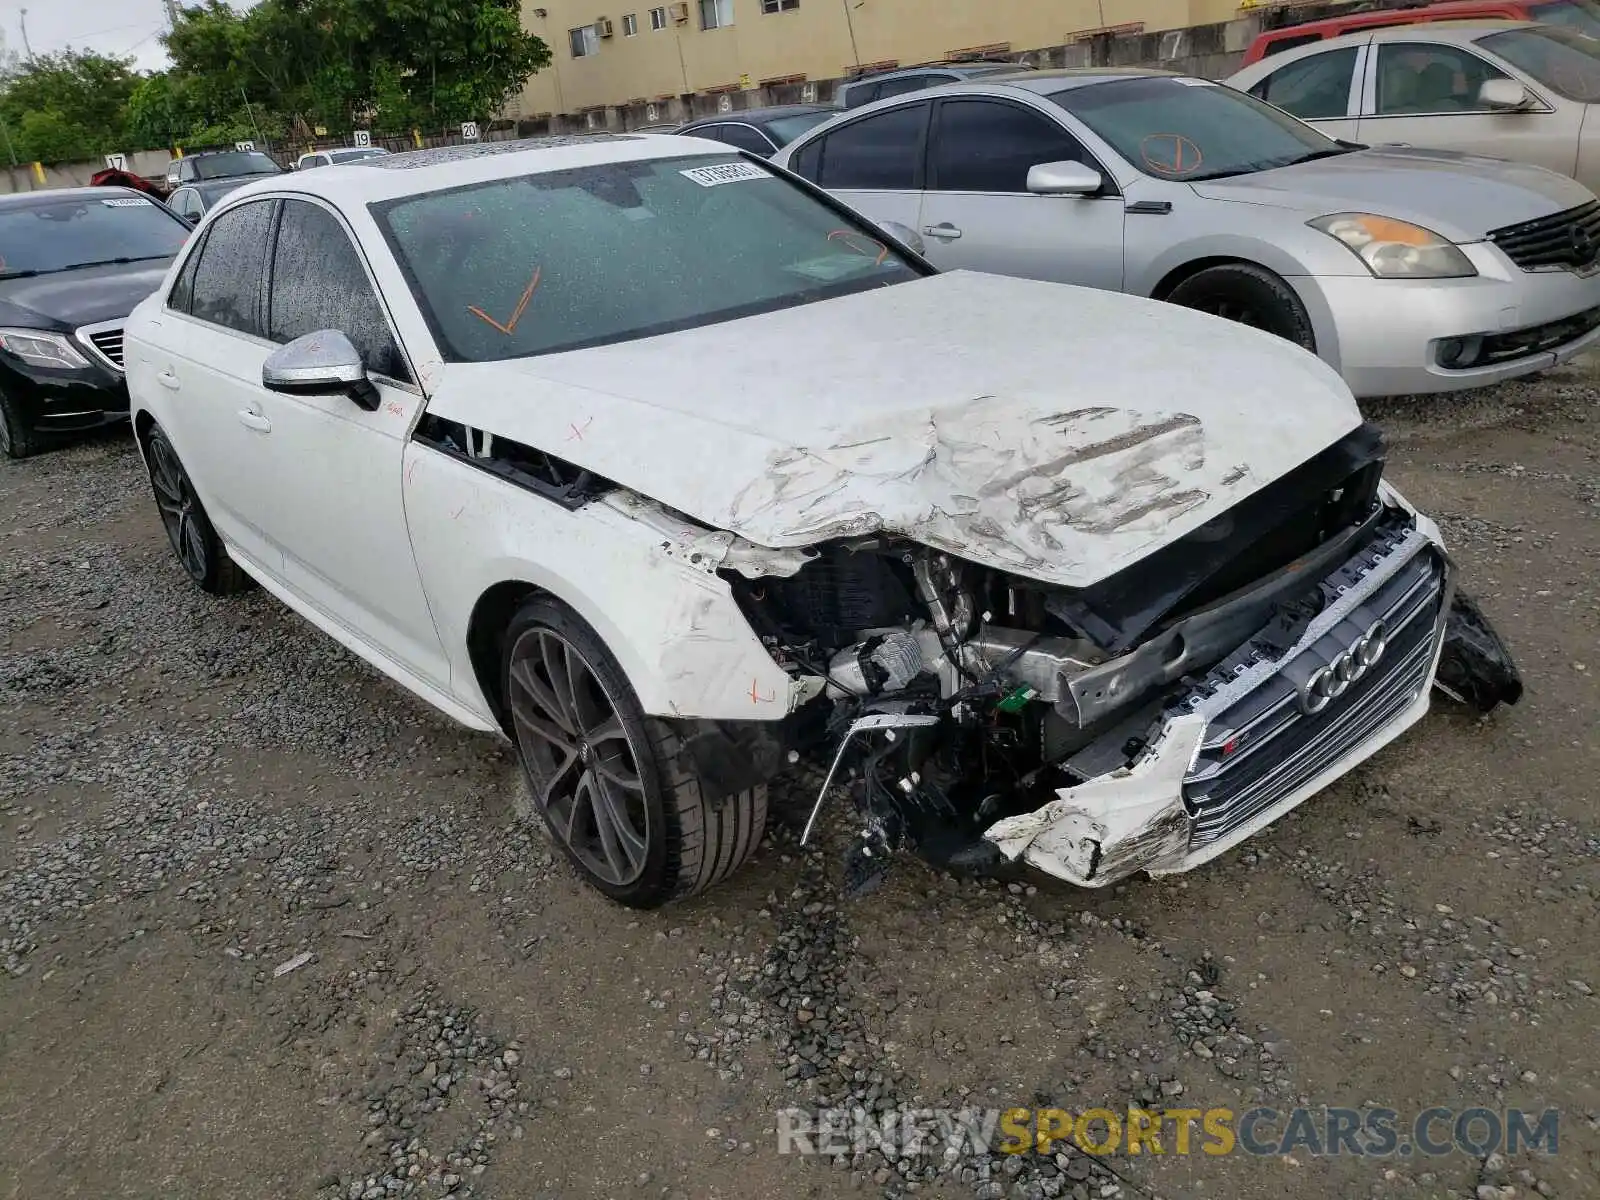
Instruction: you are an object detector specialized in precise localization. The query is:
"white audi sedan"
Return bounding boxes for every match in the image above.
[123,135,1519,909]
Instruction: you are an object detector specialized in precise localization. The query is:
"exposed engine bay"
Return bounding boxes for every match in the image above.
[718,422,1523,896]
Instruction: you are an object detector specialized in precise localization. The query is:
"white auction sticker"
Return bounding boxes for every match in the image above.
[680,161,768,188]
[101,197,149,207]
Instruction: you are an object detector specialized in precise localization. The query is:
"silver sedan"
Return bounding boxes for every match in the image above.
[771,67,1600,397]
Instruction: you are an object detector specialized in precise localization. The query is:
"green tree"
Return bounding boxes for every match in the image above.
[0,50,141,163]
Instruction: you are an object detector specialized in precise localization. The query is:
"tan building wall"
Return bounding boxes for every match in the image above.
[516,0,1243,117]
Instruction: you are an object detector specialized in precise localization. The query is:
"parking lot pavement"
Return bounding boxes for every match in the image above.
[1,364,1596,1200]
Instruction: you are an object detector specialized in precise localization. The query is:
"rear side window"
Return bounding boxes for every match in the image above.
[188,199,274,335]
[718,124,777,154]
[802,102,928,189]
[930,99,1090,192]
[877,73,950,99]
[1251,47,1360,119]
[841,81,880,109]
[267,199,411,383]
[1260,32,1322,59]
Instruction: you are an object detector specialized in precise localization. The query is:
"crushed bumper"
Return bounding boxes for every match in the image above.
[983,513,1455,888]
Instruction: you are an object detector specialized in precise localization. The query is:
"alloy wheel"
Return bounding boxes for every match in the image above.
[508,627,650,887]
[149,434,208,581]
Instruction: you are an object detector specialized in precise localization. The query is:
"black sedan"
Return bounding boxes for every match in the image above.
[0,187,191,458]
[672,104,836,158]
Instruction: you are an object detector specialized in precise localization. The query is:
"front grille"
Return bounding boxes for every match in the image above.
[1179,522,1447,848]
[1487,200,1600,271]
[79,326,125,371]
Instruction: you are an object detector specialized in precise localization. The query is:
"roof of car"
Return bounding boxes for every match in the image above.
[0,185,148,208]
[843,62,1022,85]
[992,66,1181,93]
[679,103,834,128]
[1274,17,1534,52]
[207,133,732,212]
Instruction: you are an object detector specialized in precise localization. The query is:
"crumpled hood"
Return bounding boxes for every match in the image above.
[1193,146,1592,242]
[424,271,1362,589]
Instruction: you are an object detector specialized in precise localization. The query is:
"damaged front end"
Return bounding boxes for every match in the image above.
[722,422,1521,894]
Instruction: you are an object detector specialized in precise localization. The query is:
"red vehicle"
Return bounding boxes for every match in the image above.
[1241,0,1600,63]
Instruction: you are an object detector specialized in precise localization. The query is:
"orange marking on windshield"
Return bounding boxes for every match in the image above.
[467,266,542,334]
[827,229,889,265]
[1139,133,1204,177]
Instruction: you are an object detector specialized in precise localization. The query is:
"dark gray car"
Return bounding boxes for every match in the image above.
[835,62,1030,110]
[673,104,837,158]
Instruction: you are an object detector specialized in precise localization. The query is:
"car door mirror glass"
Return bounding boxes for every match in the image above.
[1027,160,1103,195]
[1479,78,1532,110]
[262,330,378,408]
[874,219,926,256]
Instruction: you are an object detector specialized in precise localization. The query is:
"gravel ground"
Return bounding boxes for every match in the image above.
[1,360,1597,1200]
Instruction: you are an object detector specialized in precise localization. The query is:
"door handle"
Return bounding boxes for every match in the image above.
[237,409,272,434]
[156,370,181,391]
[922,223,963,240]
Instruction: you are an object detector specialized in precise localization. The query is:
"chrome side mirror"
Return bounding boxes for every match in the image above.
[1026,160,1104,196]
[262,330,379,410]
[875,219,926,257]
[1479,78,1533,111]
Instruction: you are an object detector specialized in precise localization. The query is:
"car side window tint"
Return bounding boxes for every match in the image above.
[1252,47,1359,119]
[877,73,946,99]
[812,102,927,189]
[1260,32,1321,59]
[931,99,1089,193]
[167,231,207,314]
[268,199,411,383]
[841,81,879,109]
[188,199,274,335]
[719,124,776,154]
[1374,43,1511,114]
[691,124,730,143]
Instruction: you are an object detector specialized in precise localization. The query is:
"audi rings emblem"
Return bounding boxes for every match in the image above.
[1298,621,1388,715]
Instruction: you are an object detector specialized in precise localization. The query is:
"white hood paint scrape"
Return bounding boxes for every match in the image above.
[426,272,1363,589]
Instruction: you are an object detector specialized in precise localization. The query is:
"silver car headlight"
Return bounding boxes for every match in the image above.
[1310,213,1477,279]
[0,328,93,370]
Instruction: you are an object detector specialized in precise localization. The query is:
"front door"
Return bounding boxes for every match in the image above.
[914,96,1127,292]
[251,197,450,690]
[1357,39,1583,176]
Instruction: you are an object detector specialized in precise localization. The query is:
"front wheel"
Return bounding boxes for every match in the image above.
[1165,263,1317,353]
[0,389,41,460]
[504,598,767,908]
[144,424,253,595]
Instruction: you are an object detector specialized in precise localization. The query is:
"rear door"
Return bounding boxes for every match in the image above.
[915,96,1126,291]
[153,198,284,573]
[1356,37,1582,173]
[1244,44,1367,141]
[785,99,930,233]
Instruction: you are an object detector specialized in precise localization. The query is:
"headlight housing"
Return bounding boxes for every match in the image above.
[1310,213,1477,279]
[0,328,93,370]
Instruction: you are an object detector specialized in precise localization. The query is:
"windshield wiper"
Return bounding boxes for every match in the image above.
[0,268,43,280]
[44,255,172,273]
[1281,146,1359,166]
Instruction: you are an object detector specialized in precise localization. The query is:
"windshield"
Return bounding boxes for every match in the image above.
[763,111,836,145]
[1479,25,1600,101]
[0,195,188,278]
[1051,76,1347,181]
[1527,0,1600,36]
[373,154,921,362]
[193,151,280,179]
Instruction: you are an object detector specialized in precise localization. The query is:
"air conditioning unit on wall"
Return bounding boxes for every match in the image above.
[595,16,614,36]
[668,2,689,22]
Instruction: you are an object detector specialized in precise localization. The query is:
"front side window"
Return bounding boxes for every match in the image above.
[570,25,599,56]
[193,151,280,180]
[797,102,928,189]
[718,124,778,154]
[268,200,410,383]
[930,99,1089,193]
[1479,25,1600,101]
[187,199,275,336]
[1373,43,1511,114]
[170,190,201,221]
[1052,76,1344,182]
[700,0,734,30]
[0,194,189,279]
[373,155,921,362]
[1249,46,1359,119]
[167,231,207,313]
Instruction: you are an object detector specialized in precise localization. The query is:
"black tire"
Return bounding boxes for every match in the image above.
[503,597,767,908]
[143,424,254,595]
[1165,263,1317,353]
[0,388,41,460]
